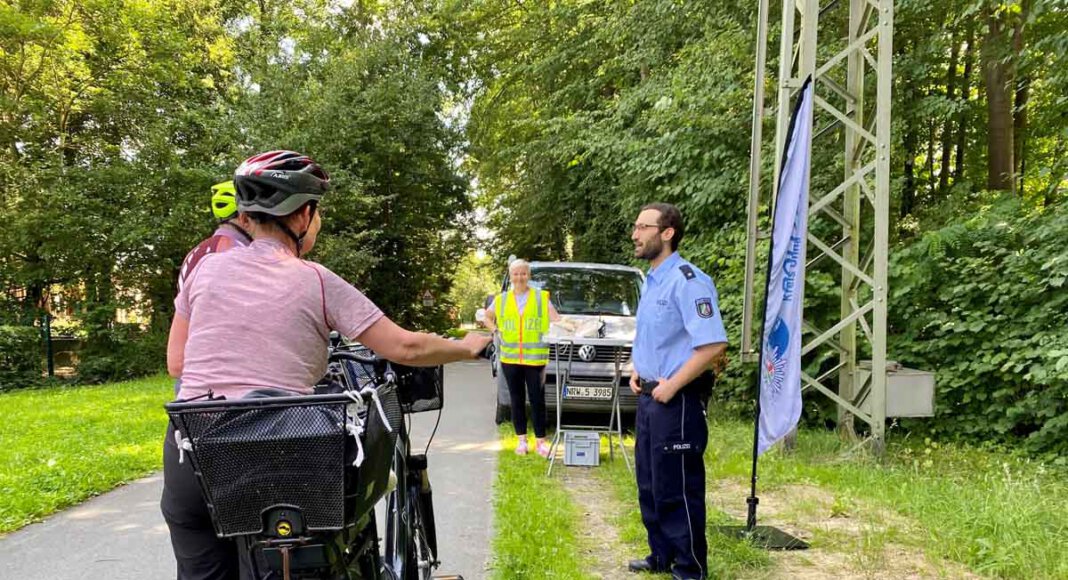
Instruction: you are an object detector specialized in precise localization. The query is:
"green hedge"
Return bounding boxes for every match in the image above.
[76,324,168,384]
[890,199,1068,457]
[0,326,43,390]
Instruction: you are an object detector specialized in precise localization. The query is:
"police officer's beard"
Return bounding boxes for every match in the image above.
[637,236,664,261]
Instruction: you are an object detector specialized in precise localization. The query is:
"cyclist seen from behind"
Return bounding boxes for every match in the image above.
[177,181,253,294]
[163,150,492,580]
[172,181,254,396]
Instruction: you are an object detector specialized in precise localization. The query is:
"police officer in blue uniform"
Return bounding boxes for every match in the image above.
[627,203,728,580]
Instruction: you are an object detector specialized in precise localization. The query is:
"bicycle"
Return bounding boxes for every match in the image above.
[165,338,455,580]
[332,341,447,580]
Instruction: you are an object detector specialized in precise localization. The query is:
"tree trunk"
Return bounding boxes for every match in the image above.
[982,8,1015,193]
[955,23,975,183]
[926,121,936,194]
[940,29,960,193]
[1014,77,1030,195]
[1013,0,1031,196]
[902,122,917,218]
[27,281,45,326]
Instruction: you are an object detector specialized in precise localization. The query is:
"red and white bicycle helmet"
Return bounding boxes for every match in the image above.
[233,150,330,216]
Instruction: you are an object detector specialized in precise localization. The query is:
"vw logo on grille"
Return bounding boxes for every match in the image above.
[578,345,597,362]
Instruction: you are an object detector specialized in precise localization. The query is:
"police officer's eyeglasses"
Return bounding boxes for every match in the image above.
[631,223,664,233]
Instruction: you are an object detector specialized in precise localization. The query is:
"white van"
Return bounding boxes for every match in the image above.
[488,261,644,423]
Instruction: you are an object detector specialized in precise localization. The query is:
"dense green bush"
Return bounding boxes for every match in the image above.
[75,324,168,384]
[0,326,43,390]
[890,199,1068,457]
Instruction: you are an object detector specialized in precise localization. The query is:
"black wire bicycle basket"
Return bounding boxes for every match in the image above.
[394,363,444,414]
[166,386,401,538]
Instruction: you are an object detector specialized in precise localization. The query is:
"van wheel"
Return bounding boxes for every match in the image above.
[495,402,510,425]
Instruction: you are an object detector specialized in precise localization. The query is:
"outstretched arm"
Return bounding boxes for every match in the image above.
[357,316,491,366]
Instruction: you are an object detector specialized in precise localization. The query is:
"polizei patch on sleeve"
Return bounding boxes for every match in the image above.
[695,297,714,318]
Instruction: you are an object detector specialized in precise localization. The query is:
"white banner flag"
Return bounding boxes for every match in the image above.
[758,78,814,455]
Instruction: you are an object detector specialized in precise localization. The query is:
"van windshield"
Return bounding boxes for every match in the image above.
[507,267,643,316]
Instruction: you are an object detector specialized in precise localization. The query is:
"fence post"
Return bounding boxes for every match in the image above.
[44,311,55,377]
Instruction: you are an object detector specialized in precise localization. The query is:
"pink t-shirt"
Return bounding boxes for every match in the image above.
[175,238,383,399]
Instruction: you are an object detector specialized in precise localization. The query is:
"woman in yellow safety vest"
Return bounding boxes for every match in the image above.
[484,259,560,457]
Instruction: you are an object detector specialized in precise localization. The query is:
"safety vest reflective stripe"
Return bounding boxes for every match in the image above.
[499,350,549,361]
[496,288,550,366]
[502,353,549,362]
[499,341,549,350]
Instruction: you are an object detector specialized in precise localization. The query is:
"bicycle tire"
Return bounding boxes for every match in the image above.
[384,461,439,579]
[414,469,438,557]
[406,482,434,580]
[383,446,411,579]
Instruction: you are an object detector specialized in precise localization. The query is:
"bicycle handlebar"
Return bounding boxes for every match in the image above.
[328,348,398,386]
[331,350,378,364]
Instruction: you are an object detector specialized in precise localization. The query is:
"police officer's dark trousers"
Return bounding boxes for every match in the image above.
[635,385,708,579]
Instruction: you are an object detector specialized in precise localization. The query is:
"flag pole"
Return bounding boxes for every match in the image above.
[718,76,813,551]
[742,149,781,530]
[744,243,775,530]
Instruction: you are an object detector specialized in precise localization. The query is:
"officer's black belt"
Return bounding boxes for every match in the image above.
[639,372,716,396]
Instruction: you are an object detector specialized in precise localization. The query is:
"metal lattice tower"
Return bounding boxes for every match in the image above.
[741,0,894,451]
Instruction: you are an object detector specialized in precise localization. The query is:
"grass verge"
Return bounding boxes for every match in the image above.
[0,375,173,534]
[705,416,1068,579]
[490,428,595,579]
[592,418,1066,579]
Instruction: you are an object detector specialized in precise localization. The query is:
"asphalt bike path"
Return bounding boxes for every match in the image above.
[0,361,499,580]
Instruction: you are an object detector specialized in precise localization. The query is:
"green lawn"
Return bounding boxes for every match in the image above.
[491,418,1068,580]
[0,375,173,534]
[708,417,1068,578]
[6,377,1065,580]
[489,428,595,579]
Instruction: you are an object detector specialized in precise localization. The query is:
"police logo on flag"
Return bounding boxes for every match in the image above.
[762,317,790,399]
[695,297,714,319]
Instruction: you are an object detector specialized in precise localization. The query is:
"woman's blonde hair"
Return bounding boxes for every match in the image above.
[508,258,531,273]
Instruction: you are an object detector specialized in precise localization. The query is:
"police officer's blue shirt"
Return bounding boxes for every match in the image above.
[633,252,728,381]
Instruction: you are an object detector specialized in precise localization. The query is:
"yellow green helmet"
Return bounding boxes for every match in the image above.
[210,181,238,221]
